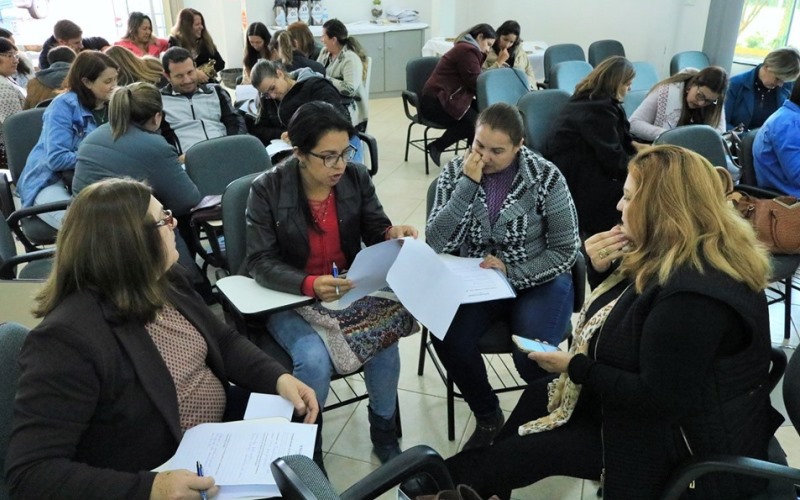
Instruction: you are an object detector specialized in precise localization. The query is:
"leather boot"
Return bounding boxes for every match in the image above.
[367,405,401,464]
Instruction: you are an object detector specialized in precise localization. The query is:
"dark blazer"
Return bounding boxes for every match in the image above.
[245,159,391,293]
[544,92,636,235]
[285,50,326,75]
[6,271,288,500]
[725,65,792,130]
[422,36,486,120]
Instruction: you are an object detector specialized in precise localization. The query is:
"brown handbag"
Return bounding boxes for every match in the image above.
[728,191,800,254]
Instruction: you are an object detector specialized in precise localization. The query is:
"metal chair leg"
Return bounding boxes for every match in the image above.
[417,327,429,376]
[446,375,455,441]
[404,122,413,161]
[785,278,793,341]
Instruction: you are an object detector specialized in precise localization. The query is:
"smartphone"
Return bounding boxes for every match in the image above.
[512,335,560,353]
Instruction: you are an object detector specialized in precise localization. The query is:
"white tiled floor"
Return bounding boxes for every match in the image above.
[306,97,800,499]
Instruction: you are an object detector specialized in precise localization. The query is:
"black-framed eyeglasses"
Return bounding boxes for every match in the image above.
[0,52,19,60]
[155,208,174,227]
[695,90,718,106]
[308,145,357,168]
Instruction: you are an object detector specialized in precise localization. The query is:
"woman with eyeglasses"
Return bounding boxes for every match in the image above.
[0,37,26,168]
[16,50,119,229]
[629,66,728,142]
[245,101,417,464]
[6,177,319,499]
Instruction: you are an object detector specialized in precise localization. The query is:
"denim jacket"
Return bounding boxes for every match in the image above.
[17,91,97,206]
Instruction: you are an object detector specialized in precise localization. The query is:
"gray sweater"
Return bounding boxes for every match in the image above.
[426,146,579,290]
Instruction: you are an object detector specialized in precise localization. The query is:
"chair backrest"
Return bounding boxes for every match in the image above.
[739,128,759,186]
[670,50,710,76]
[476,67,530,111]
[221,172,261,276]
[185,135,271,196]
[622,89,648,118]
[3,108,45,184]
[550,61,593,93]
[630,61,659,92]
[405,56,439,98]
[0,219,19,280]
[271,455,341,500]
[543,43,586,85]
[588,39,625,67]
[517,89,572,153]
[0,322,29,500]
[652,124,728,168]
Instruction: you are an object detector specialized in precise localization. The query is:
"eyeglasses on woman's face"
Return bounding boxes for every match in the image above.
[695,89,719,106]
[154,208,175,227]
[308,145,357,168]
[0,52,19,60]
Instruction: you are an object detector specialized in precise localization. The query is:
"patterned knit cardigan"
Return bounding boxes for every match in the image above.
[426,146,580,290]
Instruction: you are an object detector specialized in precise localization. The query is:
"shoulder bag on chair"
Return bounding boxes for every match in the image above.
[728,191,800,254]
[295,289,419,374]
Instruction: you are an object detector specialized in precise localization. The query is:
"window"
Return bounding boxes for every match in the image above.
[735,0,800,64]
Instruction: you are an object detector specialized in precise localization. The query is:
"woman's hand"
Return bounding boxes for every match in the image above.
[312,275,353,302]
[195,71,210,84]
[150,470,218,500]
[480,254,507,275]
[280,131,290,144]
[496,48,510,67]
[529,351,573,374]
[462,150,485,183]
[386,225,418,239]
[276,373,319,424]
[584,225,629,273]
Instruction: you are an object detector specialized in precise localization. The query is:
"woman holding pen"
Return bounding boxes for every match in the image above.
[6,178,319,500]
[245,101,417,464]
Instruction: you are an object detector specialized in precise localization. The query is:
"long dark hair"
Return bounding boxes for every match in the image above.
[492,21,521,66]
[655,66,728,129]
[243,22,271,74]
[322,19,368,81]
[172,8,217,56]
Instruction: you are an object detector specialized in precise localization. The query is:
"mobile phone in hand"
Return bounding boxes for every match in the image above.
[512,335,560,353]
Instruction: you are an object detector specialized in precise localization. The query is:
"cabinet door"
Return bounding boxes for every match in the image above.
[353,33,385,94]
[384,30,424,92]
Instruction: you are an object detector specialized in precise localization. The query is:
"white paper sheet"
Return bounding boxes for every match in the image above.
[157,420,316,500]
[438,254,516,303]
[243,393,295,421]
[266,139,292,158]
[337,238,404,307]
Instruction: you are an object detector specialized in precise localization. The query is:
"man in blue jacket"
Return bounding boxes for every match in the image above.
[753,82,800,196]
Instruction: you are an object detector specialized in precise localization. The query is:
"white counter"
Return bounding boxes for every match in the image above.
[269,21,428,36]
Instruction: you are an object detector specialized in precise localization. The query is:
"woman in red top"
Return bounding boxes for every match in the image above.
[114,12,169,57]
[421,24,496,166]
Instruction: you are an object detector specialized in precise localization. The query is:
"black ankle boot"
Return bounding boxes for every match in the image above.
[367,405,401,464]
[461,407,505,452]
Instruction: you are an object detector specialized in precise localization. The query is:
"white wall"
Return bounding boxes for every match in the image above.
[187,0,715,77]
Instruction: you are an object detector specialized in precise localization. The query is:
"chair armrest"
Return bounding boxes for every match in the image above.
[341,445,454,500]
[659,455,800,500]
[401,90,419,121]
[735,183,785,199]
[0,247,55,280]
[7,199,72,226]
[215,275,313,316]
[357,131,379,177]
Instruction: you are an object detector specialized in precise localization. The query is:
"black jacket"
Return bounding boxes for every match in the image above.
[252,69,348,144]
[245,159,391,293]
[285,50,325,75]
[544,93,636,235]
[38,36,110,70]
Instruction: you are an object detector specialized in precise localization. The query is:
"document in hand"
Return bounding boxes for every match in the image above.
[266,139,292,158]
[155,412,316,499]
[338,238,515,339]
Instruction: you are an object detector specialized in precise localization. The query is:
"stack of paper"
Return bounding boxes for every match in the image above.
[385,8,419,23]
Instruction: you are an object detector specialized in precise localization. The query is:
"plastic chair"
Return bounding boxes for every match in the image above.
[417,178,586,440]
[550,60,593,93]
[622,89,648,118]
[271,445,454,500]
[517,89,572,153]
[0,322,29,500]
[631,61,659,92]
[0,218,53,280]
[660,347,799,500]
[402,57,456,175]
[2,108,69,252]
[476,67,530,111]
[587,39,625,67]
[542,43,586,88]
[653,124,729,170]
[670,50,710,75]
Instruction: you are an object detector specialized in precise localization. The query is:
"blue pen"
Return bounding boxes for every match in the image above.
[196,461,208,500]
[332,262,340,296]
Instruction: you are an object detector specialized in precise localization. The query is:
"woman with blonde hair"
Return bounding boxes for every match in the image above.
[104,45,163,86]
[440,145,779,500]
[169,8,224,83]
[630,66,729,141]
[6,177,318,499]
[317,19,369,129]
[545,55,638,236]
[74,82,200,216]
[287,21,321,61]
[114,11,169,57]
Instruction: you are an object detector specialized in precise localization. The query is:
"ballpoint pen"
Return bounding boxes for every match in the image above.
[196,461,208,500]
[332,262,339,296]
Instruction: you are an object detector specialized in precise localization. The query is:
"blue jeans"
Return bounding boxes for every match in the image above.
[33,181,70,229]
[432,272,574,417]
[266,309,400,420]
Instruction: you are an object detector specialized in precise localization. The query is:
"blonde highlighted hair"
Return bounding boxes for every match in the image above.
[619,145,770,293]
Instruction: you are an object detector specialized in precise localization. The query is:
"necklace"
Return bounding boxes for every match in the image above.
[309,191,333,225]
